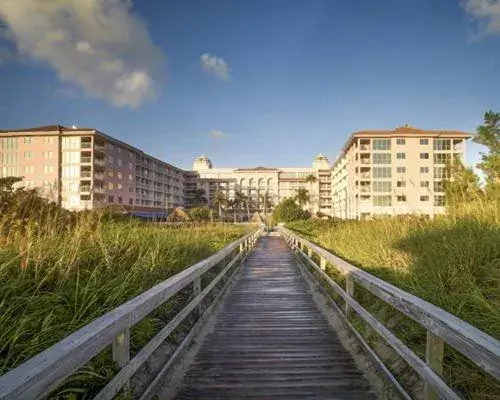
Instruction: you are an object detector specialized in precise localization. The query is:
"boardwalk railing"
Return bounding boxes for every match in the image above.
[0,228,263,400]
[278,226,500,400]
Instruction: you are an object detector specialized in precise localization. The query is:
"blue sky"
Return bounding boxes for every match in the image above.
[0,0,499,170]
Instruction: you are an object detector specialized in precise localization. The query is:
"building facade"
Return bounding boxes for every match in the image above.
[0,125,185,214]
[331,125,471,219]
[1,124,471,219]
[188,154,332,216]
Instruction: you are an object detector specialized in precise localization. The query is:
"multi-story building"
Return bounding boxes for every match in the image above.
[189,154,333,216]
[1,124,471,219]
[331,125,471,219]
[0,125,185,215]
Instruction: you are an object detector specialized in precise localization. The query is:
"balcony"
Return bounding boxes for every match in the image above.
[94,173,105,180]
[360,186,371,193]
[360,173,371,179]
[94,187,105,194]
[79,186,91,193]
[359,144,370,151]
[81,142,92,149]
[80,171,92,178]
[94,144,106,152]
[94,158,105,166]
[360,158,371,165]
[81,157,92,164]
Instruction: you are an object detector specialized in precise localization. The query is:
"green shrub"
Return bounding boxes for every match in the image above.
[273,198,310,223]
[189,206,211,222]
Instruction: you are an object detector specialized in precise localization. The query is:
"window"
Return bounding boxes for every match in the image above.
[372,139,391,150]
[434,195,446,206]
[108,143,114,151]
[420,181,429,188]
[396,138,406,145]
[396,167,406,174]
[108,195,114,203]
[434,181,445,192]
[42,137,55,144]
[117,171,123,179]
[434,153,451,164]
[108,182,114,190]
[396,152,406,160]
[396,181,406,188]
[108,170,114,178]
[373,167,392,178]
[1,152,17,164]
[420,195,429,202]
[372,153,391,164]
[108,155,114,165]
[129,187,134,193]
[373,181,391,192]
[117,183,123,190]
[397,195,406,202]
[1,166,19,177]
[24,151,32,160]
[420,167,429,174]
[128,174,133,181]
[118,159,123,167]
[24,165,34,174]
[43,165,54,174]
[62,151,79,164]
[420,139,429,145]
[117,147,122,154]
[420,153,429,159]
[434,139,451,151]
[62,137,79,149]
[128,162,134,170]
[24,137,32,144]
[434,167,450,179]
[43,151,54,159]
[373,195,392,206]
[1,137,18,150]
[80,195,91,201]
[62,166,79,178]
[118,196,123,204]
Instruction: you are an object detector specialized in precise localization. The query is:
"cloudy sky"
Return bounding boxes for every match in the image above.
[0,0,499,169]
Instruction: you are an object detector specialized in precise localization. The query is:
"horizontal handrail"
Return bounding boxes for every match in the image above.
[0,228,263,400]
[278,227,500,398]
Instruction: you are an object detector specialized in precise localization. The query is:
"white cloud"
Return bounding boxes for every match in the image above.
[200,53,231,80]
[209,129,225,139]
[0,0,164,108]
[462,0,500,35]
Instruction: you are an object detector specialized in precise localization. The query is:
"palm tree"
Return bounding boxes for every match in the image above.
[233,191,244,222]
[212,190,228,220]
[240,192,251,222]
[259,191,273,216]
[305,174,317,209]
[294,188,309,208]
[227,199,237,223]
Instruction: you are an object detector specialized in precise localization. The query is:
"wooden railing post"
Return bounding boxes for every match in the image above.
[113,328,130,389]
[424,331,444,400]
[320,256,326,270]
[307,248,313,258]
[345,273,354,319]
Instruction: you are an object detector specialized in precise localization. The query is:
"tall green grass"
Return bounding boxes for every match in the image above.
[288,200,500,398]
[0,199,250,396]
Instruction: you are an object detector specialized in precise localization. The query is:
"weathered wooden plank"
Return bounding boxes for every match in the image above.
[174,236,375,400]
[425,331,445,400]
[279,227,500,382]
[289,242,460,399]
[94,251,244,400]
[0,229,261,400]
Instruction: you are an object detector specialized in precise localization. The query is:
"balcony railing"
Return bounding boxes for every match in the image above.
[79,186,91,193]
[94,158,105,166]
[80,171,92,178]
[94,144,106,152]
[81,157,92,164]
[360,144,370,151]
[360,159,371,165]
[81,142,92,149]
[94,173,105,180]
[360,186,371,193]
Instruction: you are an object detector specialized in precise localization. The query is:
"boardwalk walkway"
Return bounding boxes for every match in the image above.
[173,235,375,399]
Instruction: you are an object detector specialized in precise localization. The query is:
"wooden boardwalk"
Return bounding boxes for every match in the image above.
[174,235,375,399]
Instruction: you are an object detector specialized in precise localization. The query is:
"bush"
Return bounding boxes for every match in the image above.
[273,198,310,223]
[189,206,211,222]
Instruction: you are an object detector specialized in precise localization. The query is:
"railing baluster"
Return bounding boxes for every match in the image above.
[307,248,313,258]
[113,328,130,390]
[320,256,326,270]
[345,273,354,319]
[424,331,444,400]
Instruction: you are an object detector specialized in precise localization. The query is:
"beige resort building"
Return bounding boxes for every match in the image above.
[188,154,332,216]
[331,125,471,219]
[1,124,471,219]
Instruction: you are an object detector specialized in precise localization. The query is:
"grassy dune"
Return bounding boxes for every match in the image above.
[0,204,250,395]
[288,201,500,398]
